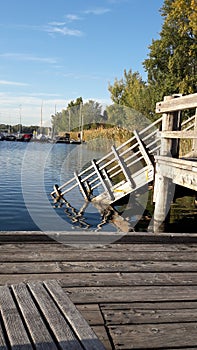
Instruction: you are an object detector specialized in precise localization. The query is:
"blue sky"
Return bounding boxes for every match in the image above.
[0,0,164,127]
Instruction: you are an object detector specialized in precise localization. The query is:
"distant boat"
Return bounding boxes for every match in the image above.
[54,133,84,145]
[0,133,5,141]
[4,134,16,141]
[55,133,71,144]
[16,133,33,142]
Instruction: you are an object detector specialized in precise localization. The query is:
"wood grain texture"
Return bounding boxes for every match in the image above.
[1,231,197,348]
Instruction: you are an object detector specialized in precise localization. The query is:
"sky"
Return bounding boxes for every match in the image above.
[0,0,164,127]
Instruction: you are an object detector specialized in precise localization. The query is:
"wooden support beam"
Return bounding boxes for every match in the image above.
[154,156,197,191]
[153,172,175,233]
[192,110,197,155]
[159,130,197,139]
[156,93,197,113]
[91,159,115,201]
[111,145,135,188]
[133,130,153,166]
[160,96,181,157]
[74,171,90,201]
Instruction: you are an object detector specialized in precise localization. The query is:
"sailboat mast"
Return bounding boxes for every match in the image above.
[40,100,43,134]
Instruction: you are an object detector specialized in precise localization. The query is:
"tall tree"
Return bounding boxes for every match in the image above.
[51,99,104,133]
[143,0,197,97]
[82,100,103,128]
[108,69,154,119]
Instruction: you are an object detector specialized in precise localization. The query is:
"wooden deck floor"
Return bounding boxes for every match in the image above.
[1,231,197,349]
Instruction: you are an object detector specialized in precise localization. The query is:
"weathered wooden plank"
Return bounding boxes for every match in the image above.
[160,130,197,139]
[168,348,197,350]
[155,157,197,191]
[156,93,197,113]
[101,300,197,310]
[109,322,197,349]
[101,300,197,314]
[2,231,197,245]
[76,304,104,325]
[2,259,197,274]
[62,271,197,287]
[1,241,197,252]
[64,286,197,304]
[0,241,190,251]
[102,304,197,325]
[2,249,197,262]
[44,280,105,350]
[90,326,112,350]
[1,270,197,288]
[27,281,84,350]
[0,320,8,349]
[0,285,33,350]
[11,283,58,350]
[156,155,197,169]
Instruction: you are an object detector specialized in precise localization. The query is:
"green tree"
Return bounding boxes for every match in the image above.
[143,0,197,97]
[67,97,83,131]
[51,98,104,133]
[82,100,103,128]
[108,69,154,120]
[106,104,150,131]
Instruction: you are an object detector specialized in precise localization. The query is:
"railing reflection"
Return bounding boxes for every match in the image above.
[52,193,135,232]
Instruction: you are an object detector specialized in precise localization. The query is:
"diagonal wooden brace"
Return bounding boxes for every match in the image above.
[111,145,135,188]
[91,159,115,201]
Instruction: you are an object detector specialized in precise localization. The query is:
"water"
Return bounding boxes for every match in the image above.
[0,141,112,232]
[0,141,196,233]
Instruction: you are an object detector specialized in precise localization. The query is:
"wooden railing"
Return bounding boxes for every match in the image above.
[153,93,197,232]
[51,117,162,205]
[51,98,197,208]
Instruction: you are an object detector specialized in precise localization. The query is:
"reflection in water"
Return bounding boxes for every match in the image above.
[169,194,197,232]
[52,189,140,233]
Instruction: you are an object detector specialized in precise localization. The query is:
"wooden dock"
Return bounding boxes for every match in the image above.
[153,93,197,232]
[51,93,197,234]
[2,231,197,349]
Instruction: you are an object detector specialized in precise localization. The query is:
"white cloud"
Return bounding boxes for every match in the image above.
[63,72,104,80]
[45,25,83,37]
[0,80,28,86]
[27,92,60,97]
[65,14,81,21]
[84,8,110,15]
[48,21,66,26]
[0,93,66,126]
[0,22,83,39]
[0,53,57,64]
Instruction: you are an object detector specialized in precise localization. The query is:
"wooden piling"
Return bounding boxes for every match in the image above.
[153,96,179,232]
[192,109,197,156]
[153,94,197,232]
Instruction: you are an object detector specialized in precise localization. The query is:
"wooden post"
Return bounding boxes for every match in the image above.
[153,170,175,232]
[160,96,181,158]
[192,108,197,156]
[153,95,179,232]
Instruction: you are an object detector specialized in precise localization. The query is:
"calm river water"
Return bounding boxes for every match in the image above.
[0,141,196,233]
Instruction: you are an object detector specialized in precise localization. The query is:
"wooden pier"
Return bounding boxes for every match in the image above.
[1,94,196,349]
[2,231,197,349]
[153,93,197,232]
[51,93,197,233]
[51,116,162,207]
